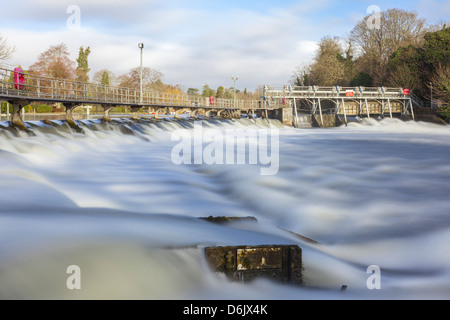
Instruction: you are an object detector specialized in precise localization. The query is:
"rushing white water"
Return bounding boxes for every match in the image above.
[0,116,449,300]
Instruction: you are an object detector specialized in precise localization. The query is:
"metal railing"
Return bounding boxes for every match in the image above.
[0,66,416,113]
[0,67,262,110]
[263,85,410,99]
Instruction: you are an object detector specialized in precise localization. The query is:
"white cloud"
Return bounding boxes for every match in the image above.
[11,1,446,91]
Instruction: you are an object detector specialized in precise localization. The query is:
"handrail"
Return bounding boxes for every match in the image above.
[1,66,414,112]
[0,67,262,109]
[263,85,409,99]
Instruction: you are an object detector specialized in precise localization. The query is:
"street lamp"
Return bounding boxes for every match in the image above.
[138,42,144,104]
[430,81,433,108]
[232,75,239,107]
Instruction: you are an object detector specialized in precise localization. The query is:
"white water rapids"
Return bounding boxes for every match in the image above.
[0,116,449,300]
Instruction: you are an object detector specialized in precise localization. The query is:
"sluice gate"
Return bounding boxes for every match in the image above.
[263,85,416,127]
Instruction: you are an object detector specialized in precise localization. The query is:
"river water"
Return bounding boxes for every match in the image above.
[0,116,449,300]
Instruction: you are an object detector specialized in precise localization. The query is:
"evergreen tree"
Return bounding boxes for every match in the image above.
[100,70,110,86]
[216,86,225,98]
[201,84,215,97]
[76,46,91,83]
[187,88,200,95]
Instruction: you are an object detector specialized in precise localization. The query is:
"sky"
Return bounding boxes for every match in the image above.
[1,0,449,92]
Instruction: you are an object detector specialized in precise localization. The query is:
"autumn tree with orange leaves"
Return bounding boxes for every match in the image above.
[29,43,76,80]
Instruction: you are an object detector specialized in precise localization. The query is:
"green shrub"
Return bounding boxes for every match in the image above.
[34,104,54,113]
[437,106,450,123]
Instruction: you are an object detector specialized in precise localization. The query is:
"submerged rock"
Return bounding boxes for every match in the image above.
[199,216,258,224]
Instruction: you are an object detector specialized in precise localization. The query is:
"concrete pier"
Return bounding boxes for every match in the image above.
[8,99,29,131]
[64,103,84,132]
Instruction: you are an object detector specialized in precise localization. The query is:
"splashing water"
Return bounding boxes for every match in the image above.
[0,116,449,299]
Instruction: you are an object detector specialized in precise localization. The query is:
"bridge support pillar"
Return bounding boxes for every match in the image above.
[174,108,189,119]
[64,103,83,132]
[8,99,29,131]
[275,107,293,126]
[130,106,142,120]
[191,108,204,119]
[154,107,166,119]
[102,104,116,122]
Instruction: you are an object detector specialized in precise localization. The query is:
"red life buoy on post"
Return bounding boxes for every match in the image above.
[14,67,25,90]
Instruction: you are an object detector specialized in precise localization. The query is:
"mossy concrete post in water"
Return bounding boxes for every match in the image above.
[204,245,303,285]
[8,99,29,131]
[102,104,116,122]
[64,103,83,132]
[154,107,166,119]
[130,106,142,120]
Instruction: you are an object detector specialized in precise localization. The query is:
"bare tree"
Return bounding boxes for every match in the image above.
[291,63,312,86]
[0,34,15,61]
[117,67,163,90]
[351,9,427,85]
[427,20,449,33]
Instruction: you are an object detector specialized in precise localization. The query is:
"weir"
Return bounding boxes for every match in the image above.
[0,66,420,130]
[262,85,417,127]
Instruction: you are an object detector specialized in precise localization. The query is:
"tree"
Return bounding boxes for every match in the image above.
[386,45,422,91]
[338,40,357,85]
[309,36,346,86]
[0,34,15,61]
[216,86,225,98]
[93,69,116,86]
[351,9,427,85]
[425,27,450,103]
[385,26,449,99]
[117,67,163,90]
[430,63,450,103]
[201,84,215,97]
[291,63,312,86]
[422,26,450,66]
[29,43,76,80]
[350,72,373,87]
[76,46,91,83]
[187,88,200,95]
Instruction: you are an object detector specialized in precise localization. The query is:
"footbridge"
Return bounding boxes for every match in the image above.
[0,67,269,131]
[1,66,418,130]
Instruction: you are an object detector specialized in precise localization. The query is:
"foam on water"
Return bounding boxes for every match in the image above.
[0,117,449,299]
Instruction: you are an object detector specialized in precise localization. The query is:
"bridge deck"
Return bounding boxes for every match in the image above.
[0,67,263,110]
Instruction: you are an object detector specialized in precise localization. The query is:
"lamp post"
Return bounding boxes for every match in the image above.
[232,75,239,108]
[138,43,144,104]
[430,82,433,108]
